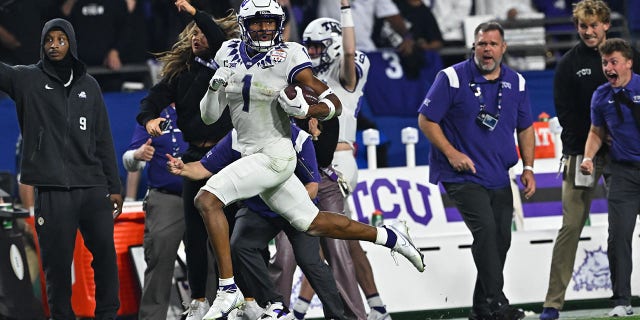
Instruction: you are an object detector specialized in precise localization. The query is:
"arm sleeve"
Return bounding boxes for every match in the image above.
[0,62,18,97]
[95,96,122,195]
[123,124,151,171]
[193,10,226,54]
[417,70,453,122]
[122,150,146,172]
[296,135,321,184]
[137,79,175,126]
[553,57,574,130]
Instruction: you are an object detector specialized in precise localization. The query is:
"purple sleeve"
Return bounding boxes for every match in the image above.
[199,132,241,174]
[517,86,534,130]
[591,90,605,127]
[126,124,151,150]
[296,136,321,185]
[417,71,452,122]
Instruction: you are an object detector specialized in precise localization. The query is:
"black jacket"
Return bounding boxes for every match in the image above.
[0,18,121,194]
[137,10,233,146]
[554,41,640,155]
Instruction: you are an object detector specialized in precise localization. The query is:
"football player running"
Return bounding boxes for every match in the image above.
[189,0,425,318]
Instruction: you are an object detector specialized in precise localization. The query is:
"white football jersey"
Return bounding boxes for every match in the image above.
[214,39,313,156]
[315,50,370,144]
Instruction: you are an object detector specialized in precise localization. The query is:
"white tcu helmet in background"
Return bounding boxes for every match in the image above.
[303,18,343,72]
[238,0,285,52]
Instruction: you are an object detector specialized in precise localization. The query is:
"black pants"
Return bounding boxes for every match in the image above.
[230,207,346,319]
[607,162,640,306]
[34,186,119,320]
[443,182,513,314]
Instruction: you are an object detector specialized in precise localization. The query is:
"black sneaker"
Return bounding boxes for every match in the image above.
[469,308,493,320]
[492,305,525,320]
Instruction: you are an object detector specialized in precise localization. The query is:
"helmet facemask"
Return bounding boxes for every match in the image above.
[238,0,285,52]
[302,18,343,73]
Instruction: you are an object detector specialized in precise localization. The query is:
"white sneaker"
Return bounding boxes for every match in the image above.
[386,220,425,272]
[183,299,211,320]
[281,313,297,320]
[259,302,288,319]
[236,300,264,320]
[367,307,392,320]
[608,305,634,317]
[202,288,245,320]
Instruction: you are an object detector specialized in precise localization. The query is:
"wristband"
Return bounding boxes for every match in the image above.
[341,5,351,9]
[523,165,534,173]
[319,98,336,121]
[341,7,354,28]
[318,88,334,100]
[582,157,592,163]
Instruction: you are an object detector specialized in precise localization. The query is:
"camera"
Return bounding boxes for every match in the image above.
[476,111,498,131]
[159,119,171,131]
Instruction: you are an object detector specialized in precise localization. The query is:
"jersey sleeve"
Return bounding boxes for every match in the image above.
[516,73,534,130]
[355,51,370,85]
[590,87,607,127]
[285,43,313,84]
[417,69,454,122]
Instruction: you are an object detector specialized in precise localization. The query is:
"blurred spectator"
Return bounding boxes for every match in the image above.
[374,0,443,78]
[280,0,301,42]
[0,0,53,65]
[290,0,319,32]
[317,0,415,56]
[475,0,538,20]
[429,0,472,67]
[199,0,233,18]
[59,0,130,69]
[119,0,151,65]
[532,0,577,62]
[630,0,640,46]
[392,0,442,51]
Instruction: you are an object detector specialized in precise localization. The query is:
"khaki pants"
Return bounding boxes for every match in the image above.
[543,154,607,309]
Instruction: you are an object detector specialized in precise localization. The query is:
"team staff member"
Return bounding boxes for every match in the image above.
[540,2,640,319]
[0,18,122,319]
[418,21,535,320]
[581,38,640,318]
[123,105,189,320]
[135,1,237,317]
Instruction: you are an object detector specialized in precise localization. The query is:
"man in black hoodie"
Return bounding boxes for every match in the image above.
[0,18,122,320]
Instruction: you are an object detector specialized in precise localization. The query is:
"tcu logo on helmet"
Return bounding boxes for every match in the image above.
[321,20,342,34]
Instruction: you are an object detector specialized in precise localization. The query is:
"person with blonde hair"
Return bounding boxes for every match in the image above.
[540,1,640,319]
[134,1,238,319]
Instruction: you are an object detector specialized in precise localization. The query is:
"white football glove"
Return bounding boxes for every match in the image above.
[209,67,234,91]
[278,86,309,118]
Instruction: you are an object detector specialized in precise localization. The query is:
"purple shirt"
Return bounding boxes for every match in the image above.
[418,59,533,188]
[200,124,320,217]
[126,106,187,195]
[591,73,640,162]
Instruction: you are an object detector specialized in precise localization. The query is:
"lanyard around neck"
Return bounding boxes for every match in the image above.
[469,80,502,118]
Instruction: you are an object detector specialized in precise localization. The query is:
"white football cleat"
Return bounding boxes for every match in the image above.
[386,220,425,272]
[202,288,244,320]
[183,299,210,320]
[259,301,288,319]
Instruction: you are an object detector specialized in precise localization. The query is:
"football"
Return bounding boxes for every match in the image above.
[283,83,319,105]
